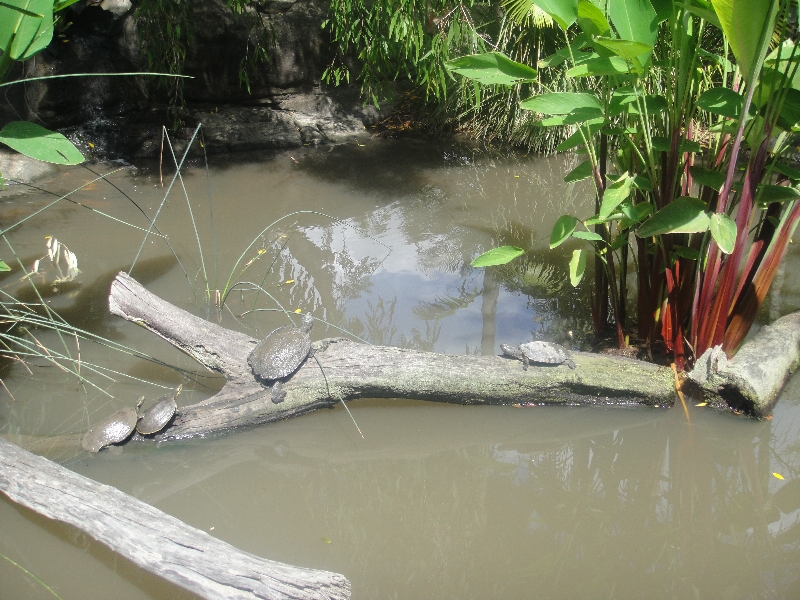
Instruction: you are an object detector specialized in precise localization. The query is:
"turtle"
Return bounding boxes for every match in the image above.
[81,405,139,453]
[501,341,576,370]
[135,385,181,435]
[248,312,314,404]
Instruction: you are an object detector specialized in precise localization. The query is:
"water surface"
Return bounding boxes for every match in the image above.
[1,137,799,599]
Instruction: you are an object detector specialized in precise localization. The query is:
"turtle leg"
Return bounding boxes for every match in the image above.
[270,380,286,404]
[523,355,529,371]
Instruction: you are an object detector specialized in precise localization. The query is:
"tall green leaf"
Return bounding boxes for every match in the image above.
[569,248,586,286]
[637,197,710,237]
[710,0,776,84]
[608,0,657,66]
[471,245,525,267]
[520,92,602,114]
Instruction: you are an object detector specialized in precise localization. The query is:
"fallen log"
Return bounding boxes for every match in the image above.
[0,437,351,600]
[108,272,678,441]
[690,311,800,417]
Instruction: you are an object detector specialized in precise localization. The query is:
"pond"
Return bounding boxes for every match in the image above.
[1,137,799,599]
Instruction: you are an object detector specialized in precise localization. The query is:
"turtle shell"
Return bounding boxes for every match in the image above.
[82,407,138,453]
[519,341,569,364]
[248,320,312,380]
[136,393,178,435]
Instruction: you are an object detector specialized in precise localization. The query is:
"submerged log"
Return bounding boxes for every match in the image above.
[0,437,351,600]
[690,311,800,417]
[108,272,678,441]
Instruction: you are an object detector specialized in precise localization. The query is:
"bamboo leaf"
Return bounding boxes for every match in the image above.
[550,215,578,248]
[637,197,710,237]
[569,248,586,286]
[471,245,525,267]
[709,213,737,254]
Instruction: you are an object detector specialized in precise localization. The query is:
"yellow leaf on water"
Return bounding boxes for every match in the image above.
[294,308,302,313]
[284,279,294,284]
[321,537,332,544]
[695,402,707,407]
[257,248,266,255]
[773,472,785,480]
[88,142,95,149]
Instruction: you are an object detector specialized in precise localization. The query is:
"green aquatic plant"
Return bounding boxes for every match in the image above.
[457,0,800,369]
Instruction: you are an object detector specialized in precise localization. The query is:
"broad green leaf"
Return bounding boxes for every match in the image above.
[610,231,629,250]
[651,136,702,153]
[775,88,800,131]
[637,196,710,238]
[538,33,591,68]
[520,92,602,115]
[536,0,579,30]
[619,201,653,229]
[608,0,657,66]
[569,248,586,286]
[0,259,9,272]
[671,246,701,260]
[682,0,721,29]
[609,89,667,115]
[690,166,726,191]
[599,173,633,218]
[540,115,571,126]
[550,215,578,248]
[709,212,737,253]
[710,0,776,85]
[577,0,610,36]
[566,56,634,77]
[769,162,800,181]
[632,175,653,191]
[757,184,800,203]
[650,0,674,22]
[555,118,605,151]
[572,230,603,241]
[0,121,84,165]
[593,38,653,60]
[564,159,593,183]
[560,106,605,124]
[446,52,537,85]
[0,0,53,61]
[696,87,743,119]
[471,245,525,267]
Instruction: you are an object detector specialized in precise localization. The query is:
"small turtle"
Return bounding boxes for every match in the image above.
[81,405,139,453]
[136,385,181,435]
[501,341,576,370]
[248,312,314,404]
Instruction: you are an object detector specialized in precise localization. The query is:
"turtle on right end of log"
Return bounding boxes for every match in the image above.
[248,312,314,404]
[501,341,576,370]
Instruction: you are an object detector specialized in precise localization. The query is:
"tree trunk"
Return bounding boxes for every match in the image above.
[108,272,678,442]
[0,437,351,600]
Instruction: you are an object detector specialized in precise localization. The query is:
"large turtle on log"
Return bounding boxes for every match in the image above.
[248,312,314,404]
[501,341,576,370]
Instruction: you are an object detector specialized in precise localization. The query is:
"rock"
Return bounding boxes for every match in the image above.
[0,150,59,185]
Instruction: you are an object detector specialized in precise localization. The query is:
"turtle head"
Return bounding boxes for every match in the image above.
[300,312,314,333]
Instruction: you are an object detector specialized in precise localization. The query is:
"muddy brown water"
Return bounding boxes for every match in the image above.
[1,137,799,599]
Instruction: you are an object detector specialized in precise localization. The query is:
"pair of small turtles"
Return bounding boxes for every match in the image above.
[501,341,576,370]
[81,385,181,453]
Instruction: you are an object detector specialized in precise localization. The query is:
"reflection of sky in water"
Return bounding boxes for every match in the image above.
[302,201,560,355]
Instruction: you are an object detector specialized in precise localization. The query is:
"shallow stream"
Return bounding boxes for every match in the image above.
[1,137,799,599]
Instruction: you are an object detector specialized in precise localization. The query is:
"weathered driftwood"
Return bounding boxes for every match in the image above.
[108,272,677,441]
[690,311,800,417]
[0,437,351,600]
